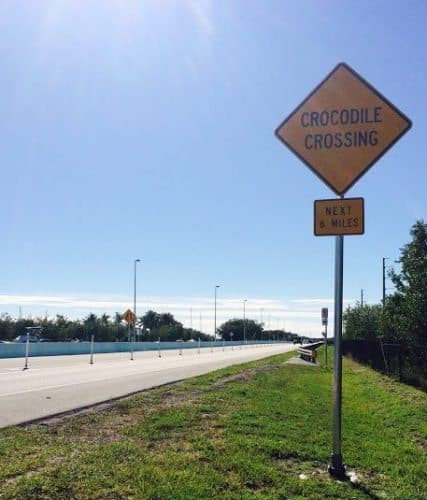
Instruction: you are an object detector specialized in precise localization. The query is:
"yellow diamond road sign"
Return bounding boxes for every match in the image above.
[275,63,411,195]
[123,309,136,324]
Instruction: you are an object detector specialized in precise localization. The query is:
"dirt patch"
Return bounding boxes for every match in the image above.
[210,364,277,388]
[286,357,320,367]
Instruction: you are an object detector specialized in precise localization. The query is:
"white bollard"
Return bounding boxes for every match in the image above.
[90,334,94,365]
[23,333,30,371]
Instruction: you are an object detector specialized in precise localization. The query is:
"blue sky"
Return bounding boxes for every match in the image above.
[0,1,425,336]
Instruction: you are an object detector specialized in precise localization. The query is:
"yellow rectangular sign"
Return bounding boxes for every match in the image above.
[314,198,364,236]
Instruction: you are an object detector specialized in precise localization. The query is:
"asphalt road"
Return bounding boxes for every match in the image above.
[0,343,295,428]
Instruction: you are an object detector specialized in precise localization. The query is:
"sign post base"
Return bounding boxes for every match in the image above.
[328,454,346,478]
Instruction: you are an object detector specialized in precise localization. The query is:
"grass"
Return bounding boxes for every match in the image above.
[0,350,426,499]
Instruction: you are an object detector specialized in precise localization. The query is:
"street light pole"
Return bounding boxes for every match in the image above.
[134,259,141,343]
[214,285,220,351]
[243,299,247,345]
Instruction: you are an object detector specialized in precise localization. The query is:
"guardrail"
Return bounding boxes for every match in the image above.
[297,346,317,363]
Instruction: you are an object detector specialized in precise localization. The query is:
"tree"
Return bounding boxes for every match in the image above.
[114,312,127,341]
[158,313,177,327]
[217,319,263,341]
[0,313,17,340]
[343,303,382,340]
[141,310,160,331]
[83,313,99,341]
[388,220,427,352]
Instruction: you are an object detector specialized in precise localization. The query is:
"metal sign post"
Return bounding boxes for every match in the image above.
[274,62,411,479]
[123,309,136,361]
[330,233,345,477]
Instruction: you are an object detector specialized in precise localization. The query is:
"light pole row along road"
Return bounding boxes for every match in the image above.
[0,343,295,429]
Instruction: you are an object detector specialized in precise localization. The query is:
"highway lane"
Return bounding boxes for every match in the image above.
[0,343,295,428]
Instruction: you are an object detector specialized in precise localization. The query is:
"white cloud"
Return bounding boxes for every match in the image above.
[0,292,358,337]
[185,0,214,38]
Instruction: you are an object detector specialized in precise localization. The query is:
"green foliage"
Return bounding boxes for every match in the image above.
[0,307,218,343]
[141,310,180,331]
[217,318,263,341]
[344,221,427,387]
[140,310,210,341]
[263,329,298,341]
[345,220,427,349]
[0,310,211,343]
[343,303,383,340]
[388,219,427,351]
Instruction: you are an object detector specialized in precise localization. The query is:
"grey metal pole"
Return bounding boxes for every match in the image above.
[158,337,161,358]
[128,322,133,360]
[382,257,388,306]
[329,234,346,477]
[198,337,200,354]
[213,285,220,352]
[23,330,30,370]
[243,299,247,345]
[90,334,94,364]
[134,258,140,345]
[383,257,385,306]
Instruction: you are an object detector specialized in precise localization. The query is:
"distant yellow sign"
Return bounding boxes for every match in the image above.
[123,309,136,324]
[314,198,364,236]
[275,63,411,195]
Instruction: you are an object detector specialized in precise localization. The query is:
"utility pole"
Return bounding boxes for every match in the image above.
[361,289,364,306]
[243,299,247,345]
[382,258,388,306]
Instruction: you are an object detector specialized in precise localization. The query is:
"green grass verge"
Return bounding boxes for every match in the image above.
[0,350,426,499]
